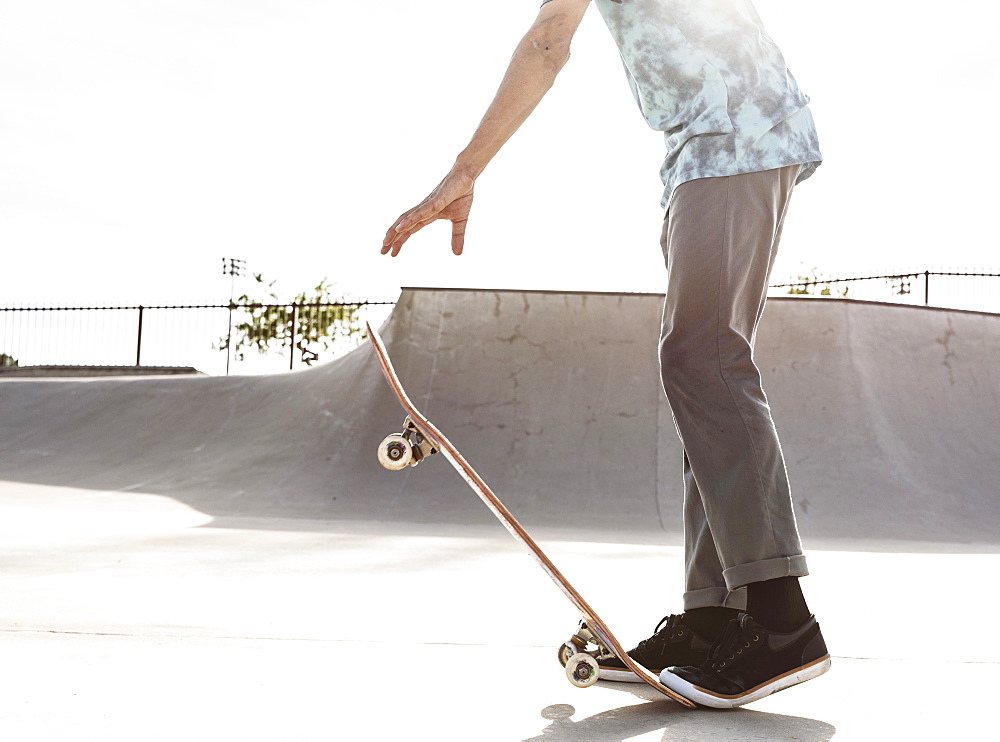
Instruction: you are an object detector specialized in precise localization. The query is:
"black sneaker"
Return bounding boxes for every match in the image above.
[659,613,831,708]
[597,614,715,682]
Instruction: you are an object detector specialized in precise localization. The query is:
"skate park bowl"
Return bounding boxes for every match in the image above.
[1,288,998,739]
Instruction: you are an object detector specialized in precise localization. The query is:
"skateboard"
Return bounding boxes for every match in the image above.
[367,322,696,708]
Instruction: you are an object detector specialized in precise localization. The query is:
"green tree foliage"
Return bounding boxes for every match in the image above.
[218,275,363,366]
[0,353,18,368]
[786,270,850,298]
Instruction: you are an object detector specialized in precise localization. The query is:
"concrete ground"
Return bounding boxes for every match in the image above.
[1,481,996,741]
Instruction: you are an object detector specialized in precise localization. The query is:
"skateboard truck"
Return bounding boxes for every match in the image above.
[377,416,439,470]
[557,619,612,688]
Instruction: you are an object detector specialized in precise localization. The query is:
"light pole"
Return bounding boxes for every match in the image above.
[222,257,246,375]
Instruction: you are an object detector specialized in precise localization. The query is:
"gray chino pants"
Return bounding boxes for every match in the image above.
[659,165,809,611]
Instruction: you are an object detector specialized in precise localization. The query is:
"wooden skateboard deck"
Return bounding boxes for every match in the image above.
[367,322,696,708]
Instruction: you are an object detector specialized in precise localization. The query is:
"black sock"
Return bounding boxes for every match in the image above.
[746,576,811,633]
[681,606,741,639]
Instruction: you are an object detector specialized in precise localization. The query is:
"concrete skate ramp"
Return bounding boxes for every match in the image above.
[2,288,998,542]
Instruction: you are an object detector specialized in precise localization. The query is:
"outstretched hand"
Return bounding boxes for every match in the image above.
[382,170,476,257]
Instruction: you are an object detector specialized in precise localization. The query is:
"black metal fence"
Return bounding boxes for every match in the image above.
[768,270,1000,313]
[3,272,998,375]
[0,300,395,376]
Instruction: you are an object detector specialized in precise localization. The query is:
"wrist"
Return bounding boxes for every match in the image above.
[452,151,486,182]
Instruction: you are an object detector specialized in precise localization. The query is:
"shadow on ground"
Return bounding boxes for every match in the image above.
[525,695,836,741]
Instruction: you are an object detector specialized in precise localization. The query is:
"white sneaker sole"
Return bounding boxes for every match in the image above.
[659,655,832,708]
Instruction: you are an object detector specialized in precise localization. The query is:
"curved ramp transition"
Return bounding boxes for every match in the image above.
[2,289,998,542]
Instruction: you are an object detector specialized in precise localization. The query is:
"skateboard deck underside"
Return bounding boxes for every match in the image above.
[367,322,695,708]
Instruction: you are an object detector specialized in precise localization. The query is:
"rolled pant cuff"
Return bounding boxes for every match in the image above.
[683,586,747,611]
[723,555,809,591]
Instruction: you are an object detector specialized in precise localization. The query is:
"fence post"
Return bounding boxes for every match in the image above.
[289,303,298,371]
[225,303,234,376]
[924,271,930,306]
[136,306,144,366]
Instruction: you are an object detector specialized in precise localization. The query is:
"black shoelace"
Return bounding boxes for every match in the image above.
[635,614,687,653]
[706,614,762,671]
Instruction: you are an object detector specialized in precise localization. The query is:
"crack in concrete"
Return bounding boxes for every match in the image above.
[936,318,957,385]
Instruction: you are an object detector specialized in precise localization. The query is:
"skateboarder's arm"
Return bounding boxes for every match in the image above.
[381,0,591,257]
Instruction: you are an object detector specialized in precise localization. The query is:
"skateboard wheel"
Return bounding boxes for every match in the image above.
[557,643,576,668]
[377,434,413,470]
[565,653,599,688]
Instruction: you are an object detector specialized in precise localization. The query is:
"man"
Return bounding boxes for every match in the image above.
[381,0,830,708]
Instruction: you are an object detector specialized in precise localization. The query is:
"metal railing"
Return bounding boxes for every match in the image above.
[3,272,998,375]
[768,270,1000,314]
[0,300,395,376]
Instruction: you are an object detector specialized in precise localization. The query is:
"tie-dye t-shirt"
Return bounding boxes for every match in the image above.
[541,0,822,208]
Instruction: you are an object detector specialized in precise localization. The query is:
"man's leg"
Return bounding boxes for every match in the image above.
[659,166,807,597]
[681,451,747,610]
[656,166,831,707]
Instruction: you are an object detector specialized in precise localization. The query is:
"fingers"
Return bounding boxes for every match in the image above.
[391,201,438,239]
[451,218,467,256]
[381,208,435,257]
[381,195,444,256]
[380,178,474,257]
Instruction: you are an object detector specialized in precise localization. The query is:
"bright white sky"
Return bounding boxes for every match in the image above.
[2,0,997,307]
